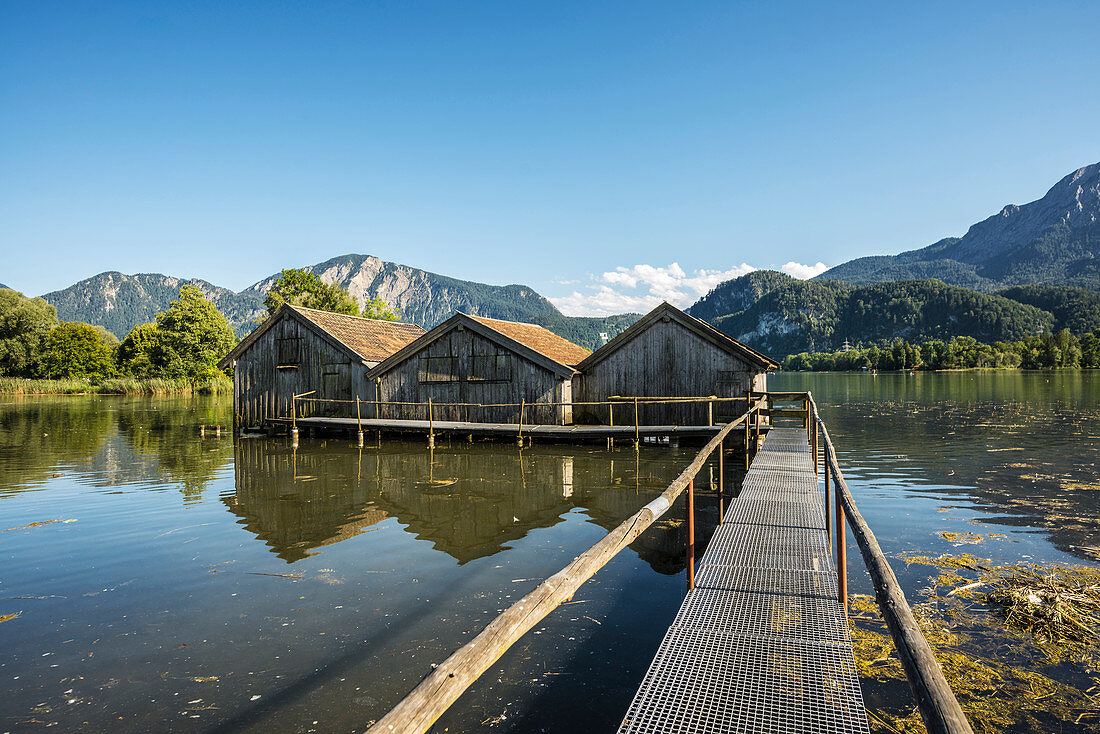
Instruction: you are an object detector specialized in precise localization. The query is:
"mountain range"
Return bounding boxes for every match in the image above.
[29,255,638,351]
[5,162,1099,358]
[815,163,1100,291]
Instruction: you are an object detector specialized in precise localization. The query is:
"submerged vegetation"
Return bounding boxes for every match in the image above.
[855,553,1100,733]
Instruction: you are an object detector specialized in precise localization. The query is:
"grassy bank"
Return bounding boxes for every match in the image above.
[0,376,232,396]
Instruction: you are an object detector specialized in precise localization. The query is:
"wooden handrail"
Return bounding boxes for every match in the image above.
[293,395,751,408]
[366,400,766,734]
[809,396,973,734]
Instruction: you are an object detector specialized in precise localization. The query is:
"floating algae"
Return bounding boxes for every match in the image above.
[851,555,1100,733]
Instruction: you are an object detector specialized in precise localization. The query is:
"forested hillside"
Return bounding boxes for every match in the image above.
[42,273,263,338]
[695,276,1067,356]
[995,285,1100,334]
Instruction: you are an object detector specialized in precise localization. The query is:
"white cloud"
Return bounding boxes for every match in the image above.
[780,261,828,279]
[549,262,757,317]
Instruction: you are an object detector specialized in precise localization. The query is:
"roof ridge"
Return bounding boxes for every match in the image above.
[288,303,422,328]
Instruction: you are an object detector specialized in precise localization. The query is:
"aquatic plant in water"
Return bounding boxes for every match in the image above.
[852,556,1100,733]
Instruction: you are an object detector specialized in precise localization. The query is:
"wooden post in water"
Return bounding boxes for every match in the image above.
[836,477,847,613]
[686,478,695,591]
[427,398,435,449]
[291,395,299,447]
[356,396,364,447]
[608,401,615,450]
[633,397,640,449]
[517,399,525,447]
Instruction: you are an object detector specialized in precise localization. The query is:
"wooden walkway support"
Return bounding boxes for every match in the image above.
[272,415,743,443]
[619,427,870,733]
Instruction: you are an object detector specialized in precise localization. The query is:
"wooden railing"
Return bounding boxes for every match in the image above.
[288,393,760,447]
[364,399,768,734]
[804,392,974,734]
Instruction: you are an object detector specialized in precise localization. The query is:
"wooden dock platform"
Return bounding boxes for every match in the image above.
[618,426,870,733]
[269,416,755,442]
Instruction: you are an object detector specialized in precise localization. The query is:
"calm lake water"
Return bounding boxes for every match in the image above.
[1,372,1097,732]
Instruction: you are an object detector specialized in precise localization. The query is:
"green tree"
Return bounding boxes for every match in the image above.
[264,269,361,317]
[117,322,163,378]
[0,288,59,376]
[39,322,117,380]
[361,296,400,321]
[1081,331,1100,369]
[154,286,236,379]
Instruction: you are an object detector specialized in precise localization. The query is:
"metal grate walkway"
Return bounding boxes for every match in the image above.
[618,427,870,734]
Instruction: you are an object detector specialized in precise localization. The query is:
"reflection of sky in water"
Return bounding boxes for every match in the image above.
[774,371,1100,573]
[0,375,1096,732]
[0,396,704,732]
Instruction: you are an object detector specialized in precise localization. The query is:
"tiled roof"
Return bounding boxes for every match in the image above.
[467,315,590,367]
[291,306,426,363]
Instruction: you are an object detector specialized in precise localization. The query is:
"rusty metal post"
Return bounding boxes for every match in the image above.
[812,418,819,474]
[744,404,751,469]
[753,398,761,448]
[717,438,725,524]
[686,478,695,591]
[824,443,832,544]
[836,478,847,614]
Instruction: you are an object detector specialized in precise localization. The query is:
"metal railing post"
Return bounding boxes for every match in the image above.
[717,437,724,524]
[836,453,847,614]
[824,425,832,544]
[686,478,695,591]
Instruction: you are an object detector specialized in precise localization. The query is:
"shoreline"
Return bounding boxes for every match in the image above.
[0,376,232,396]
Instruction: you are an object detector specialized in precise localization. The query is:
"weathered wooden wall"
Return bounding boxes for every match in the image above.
[374,327,570,425]
[575,319,767,425]
[233,312,373,427]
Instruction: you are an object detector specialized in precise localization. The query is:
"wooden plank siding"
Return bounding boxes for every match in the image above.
[231,311,374,427]
[575,316,769,426]
[373,326,571,425]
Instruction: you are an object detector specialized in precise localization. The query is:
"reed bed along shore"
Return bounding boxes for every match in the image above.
[0,376,232,396]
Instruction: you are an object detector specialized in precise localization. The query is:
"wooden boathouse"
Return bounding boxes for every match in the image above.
[574,302,778,426]
[217,304,426,428]
[365,312,590,426]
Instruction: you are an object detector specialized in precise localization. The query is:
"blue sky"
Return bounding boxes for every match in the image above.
[2,1,1097,315]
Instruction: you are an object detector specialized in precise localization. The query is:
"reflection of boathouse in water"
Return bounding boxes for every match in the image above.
[226,439,695,572]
